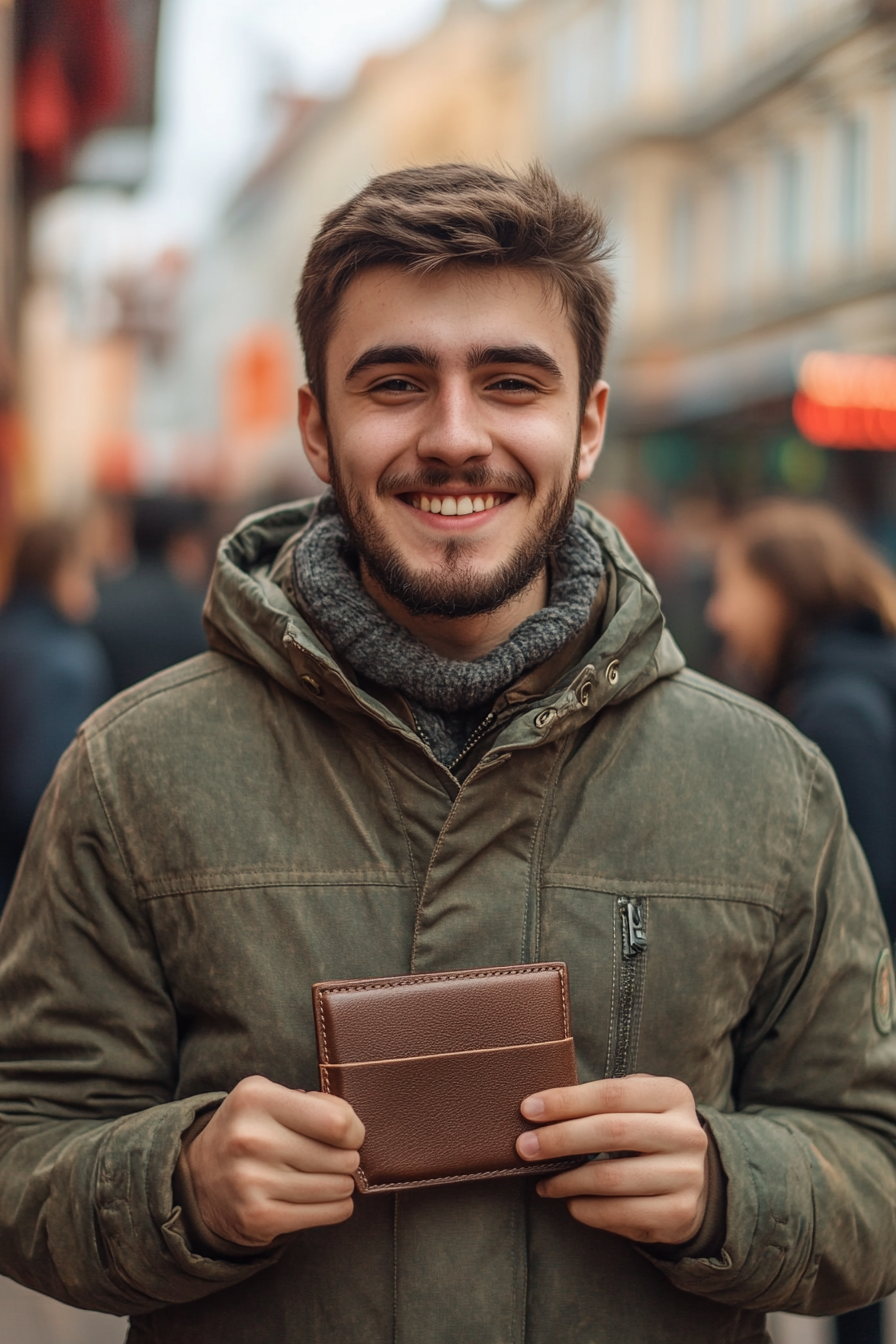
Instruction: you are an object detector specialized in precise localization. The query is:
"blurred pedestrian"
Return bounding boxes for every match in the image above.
[91,494,209,692]
[707,496,896,1344]
[0,518,112,908]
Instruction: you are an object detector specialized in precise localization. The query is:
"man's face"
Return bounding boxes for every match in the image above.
[299,265,607,618]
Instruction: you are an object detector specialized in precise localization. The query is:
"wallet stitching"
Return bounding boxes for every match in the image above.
[319,1036,574,1072]
[357,1157,579,1193]
[315,964,570,1064]
[314,965,572,1189]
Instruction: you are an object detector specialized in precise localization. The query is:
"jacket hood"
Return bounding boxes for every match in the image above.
[203,496,684,753]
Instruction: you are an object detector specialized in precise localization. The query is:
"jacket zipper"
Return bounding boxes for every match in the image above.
[449,712,496,773]
[610,898,648,1078]
[409,711,497,774]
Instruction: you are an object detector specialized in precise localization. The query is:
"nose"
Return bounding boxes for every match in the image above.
[416,378,492,467]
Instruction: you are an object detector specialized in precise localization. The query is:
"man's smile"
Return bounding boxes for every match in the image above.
[400,490,510,516]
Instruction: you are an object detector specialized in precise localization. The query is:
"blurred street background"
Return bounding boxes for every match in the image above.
[3,0,896,1339]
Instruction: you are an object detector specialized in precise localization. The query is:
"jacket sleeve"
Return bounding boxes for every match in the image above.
[641,747,896,1314]
[0,733,285,1315]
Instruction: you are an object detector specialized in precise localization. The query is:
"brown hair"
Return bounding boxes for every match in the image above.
[733,498,896,642]
[295,162,615,418]
[12,519,81,594]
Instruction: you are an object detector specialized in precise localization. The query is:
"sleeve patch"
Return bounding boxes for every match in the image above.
[873,947,894,1036]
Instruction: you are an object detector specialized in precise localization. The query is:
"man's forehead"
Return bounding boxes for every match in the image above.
[327,264,574,366]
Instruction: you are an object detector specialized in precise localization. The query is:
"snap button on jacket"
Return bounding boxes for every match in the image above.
[0,500,895,1344]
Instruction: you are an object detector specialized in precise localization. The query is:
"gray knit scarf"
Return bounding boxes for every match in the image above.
[292,491,604,766]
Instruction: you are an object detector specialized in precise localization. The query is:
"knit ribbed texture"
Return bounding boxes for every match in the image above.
[292,490,604,765]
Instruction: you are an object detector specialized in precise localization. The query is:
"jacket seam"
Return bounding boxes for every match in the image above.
[525,737,574,963]
[541,883,783,912]
[788,752,822,902]
[671,670,830,756]
[136,877,414,901]
[410,782,469,972]
[82,661,232,739]
[379,758,422,910]
[84,741,138,898]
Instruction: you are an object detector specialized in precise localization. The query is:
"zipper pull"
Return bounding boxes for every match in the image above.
[622,900,647,958]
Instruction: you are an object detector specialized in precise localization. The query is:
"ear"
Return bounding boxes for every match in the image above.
[577,380,609,482]
[298,384,331,485]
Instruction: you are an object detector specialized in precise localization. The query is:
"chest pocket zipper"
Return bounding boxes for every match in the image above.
[608,899,648,1078]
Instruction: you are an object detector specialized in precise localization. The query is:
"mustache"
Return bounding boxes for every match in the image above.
[377,465,536,500]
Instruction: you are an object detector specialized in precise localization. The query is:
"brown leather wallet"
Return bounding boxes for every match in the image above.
[312,962,579,1193]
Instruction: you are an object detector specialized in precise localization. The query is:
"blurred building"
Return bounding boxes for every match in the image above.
[17,0,896,520]
[15,0,162,512]
[545,0,896,515]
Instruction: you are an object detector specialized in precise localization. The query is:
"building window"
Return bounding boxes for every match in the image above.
[839,115,868,256]
[670,184,697,309]
[547,2,636,140]
[679,0,703,86]
[614,0,636,100]
[724,0,749,55]
[725,164,754,303]
[777,146,806,276]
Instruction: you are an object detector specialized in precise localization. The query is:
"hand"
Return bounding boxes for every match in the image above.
[516,1075,708,1244]
[185,1076,365,1247]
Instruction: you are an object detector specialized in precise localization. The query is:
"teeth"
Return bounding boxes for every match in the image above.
[413,493,501,512]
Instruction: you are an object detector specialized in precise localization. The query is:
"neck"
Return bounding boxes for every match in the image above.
[360,564,550,661]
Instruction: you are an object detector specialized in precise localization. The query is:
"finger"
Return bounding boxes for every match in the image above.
[521,1076,693,1124]
[535,1152,701,1201]
[262,1129,361,1177]
[242,1080,365,1149]
[561,1193,704,1244]
[238,1166,358,1205]
[517,1109,703,1162]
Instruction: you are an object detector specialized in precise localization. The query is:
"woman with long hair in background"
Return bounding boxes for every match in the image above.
[707,497,896,1344]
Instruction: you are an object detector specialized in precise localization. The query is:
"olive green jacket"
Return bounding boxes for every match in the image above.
[1,500,895,1344]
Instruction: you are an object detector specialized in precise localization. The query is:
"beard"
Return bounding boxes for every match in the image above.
[328,453,580,620]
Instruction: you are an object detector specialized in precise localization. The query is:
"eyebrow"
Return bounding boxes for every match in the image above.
[345,345,440,381]
[344,342,564,382]
[466,345,563,379]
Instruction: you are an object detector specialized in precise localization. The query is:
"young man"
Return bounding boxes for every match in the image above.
[0,164,895,1343]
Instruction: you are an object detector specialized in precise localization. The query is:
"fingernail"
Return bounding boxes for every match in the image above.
[518,1131,540,1158]
[521,1096,545,1119]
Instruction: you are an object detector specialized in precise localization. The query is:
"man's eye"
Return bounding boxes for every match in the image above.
[372,378,421,393]
[489,378,538,393]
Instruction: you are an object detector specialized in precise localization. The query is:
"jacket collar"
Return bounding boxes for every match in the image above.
[203,497,684,761]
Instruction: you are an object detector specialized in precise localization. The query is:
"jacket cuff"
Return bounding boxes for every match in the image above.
[94,1094,288,1302]
[636,1106,816,1309]
[173,1110,290,1261]
[641,1120,727,1262]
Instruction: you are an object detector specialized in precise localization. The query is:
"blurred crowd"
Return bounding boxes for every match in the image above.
[0,492,212,902]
